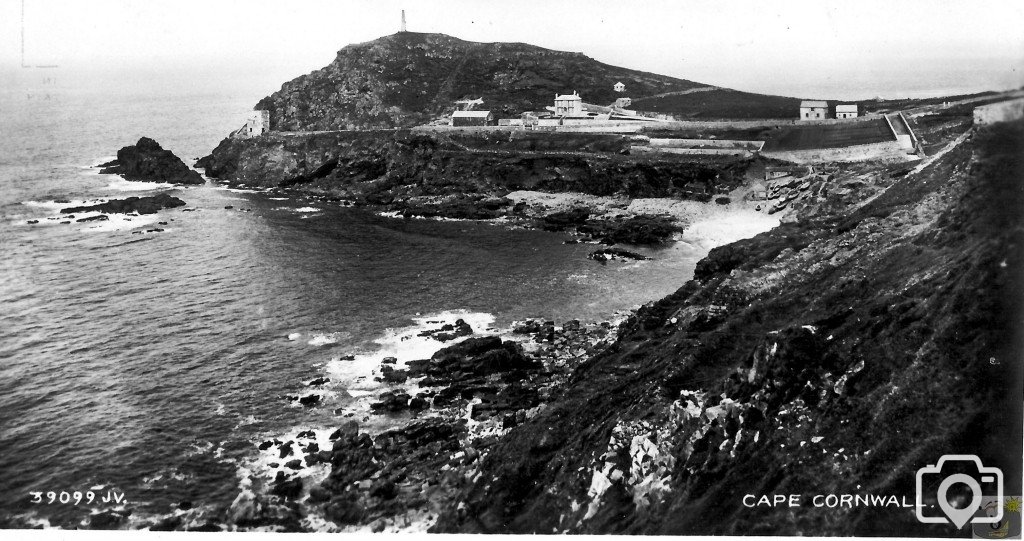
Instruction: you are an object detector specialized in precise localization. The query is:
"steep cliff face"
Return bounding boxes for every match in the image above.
[431,121,1024,535]
[253,32,706,130]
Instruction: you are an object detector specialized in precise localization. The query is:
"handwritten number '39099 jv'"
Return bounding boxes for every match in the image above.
[29,491,126,505]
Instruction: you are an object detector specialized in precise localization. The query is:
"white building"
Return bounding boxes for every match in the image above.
[554,92,584,117]
[836,104,859,119]
[451,110,494,126]
[800,100,828,121]
[243,110,270,137]
[614,81,625,93]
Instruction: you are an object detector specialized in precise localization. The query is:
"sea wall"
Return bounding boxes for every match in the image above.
[761,139,908,164]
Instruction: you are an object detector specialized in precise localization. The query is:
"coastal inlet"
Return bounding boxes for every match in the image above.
[1,174,767,529]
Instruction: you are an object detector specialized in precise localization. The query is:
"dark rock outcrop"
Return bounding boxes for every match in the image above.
[430,121,1024,535]
[61,193,185,216]
[197,130,750,216]
[99,137,204,185]
[406,336,540,383]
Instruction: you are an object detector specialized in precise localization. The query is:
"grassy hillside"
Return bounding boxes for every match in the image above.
[630,88,801,119]
[256,32,706,131]
[253,32,818,131]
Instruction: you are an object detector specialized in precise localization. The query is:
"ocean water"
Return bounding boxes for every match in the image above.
[0,69,725,529]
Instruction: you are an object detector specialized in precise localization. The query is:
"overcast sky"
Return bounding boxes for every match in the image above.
[2,0,1023,99]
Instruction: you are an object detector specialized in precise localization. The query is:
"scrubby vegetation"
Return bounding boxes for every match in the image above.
[432,120,1024,535]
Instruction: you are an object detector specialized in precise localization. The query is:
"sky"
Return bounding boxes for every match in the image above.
[2,0,1023,99]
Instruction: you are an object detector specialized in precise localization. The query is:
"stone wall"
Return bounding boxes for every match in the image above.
[631,146,755,157]
[639,114,884,131]
[761,140,909,164]
[647,138,764,150]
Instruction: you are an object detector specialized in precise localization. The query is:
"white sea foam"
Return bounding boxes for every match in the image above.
[225,310,499,530]
[681,213,780,249]
[102,178,175,192]
[77,212,163,233]
[234,415,260,429]
[325,310,495,393]
[295,207,320,213]
[23,198,103,210]
[375,211,465,223]
[307,332,349,346]
[20,199,170,232]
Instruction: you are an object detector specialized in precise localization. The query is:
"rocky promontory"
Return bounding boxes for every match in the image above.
[99,137,204,185]
[196,130,752,234]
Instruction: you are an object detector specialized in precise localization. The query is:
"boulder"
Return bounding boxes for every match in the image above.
[271,472,303,499]
[329,420,359,441]
[76,215,110,222]
[380,366,409,384]
[89,510,128,529]
[325,496,365,525]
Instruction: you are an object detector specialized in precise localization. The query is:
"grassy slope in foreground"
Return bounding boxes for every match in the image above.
[433,119,1024,535]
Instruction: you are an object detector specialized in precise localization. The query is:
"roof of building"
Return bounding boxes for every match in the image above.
[555,93,582,101]
[800,100,828,108]
[451,110,492,117]
[835,104,859,112]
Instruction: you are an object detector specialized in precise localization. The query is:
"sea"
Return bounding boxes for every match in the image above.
[0,66,759,530]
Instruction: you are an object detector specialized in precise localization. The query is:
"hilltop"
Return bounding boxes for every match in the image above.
[253,32,799,130]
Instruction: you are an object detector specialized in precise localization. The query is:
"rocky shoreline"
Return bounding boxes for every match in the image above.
[149,314,630,533]
[171,118,1021,535]
[113,97,1018,534]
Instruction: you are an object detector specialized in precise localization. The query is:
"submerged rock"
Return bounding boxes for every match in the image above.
[589,247,649,264]
[75,215,110,222]
[61,193,186,216]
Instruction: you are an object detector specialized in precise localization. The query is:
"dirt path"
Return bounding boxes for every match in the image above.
[637,86,720,100]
